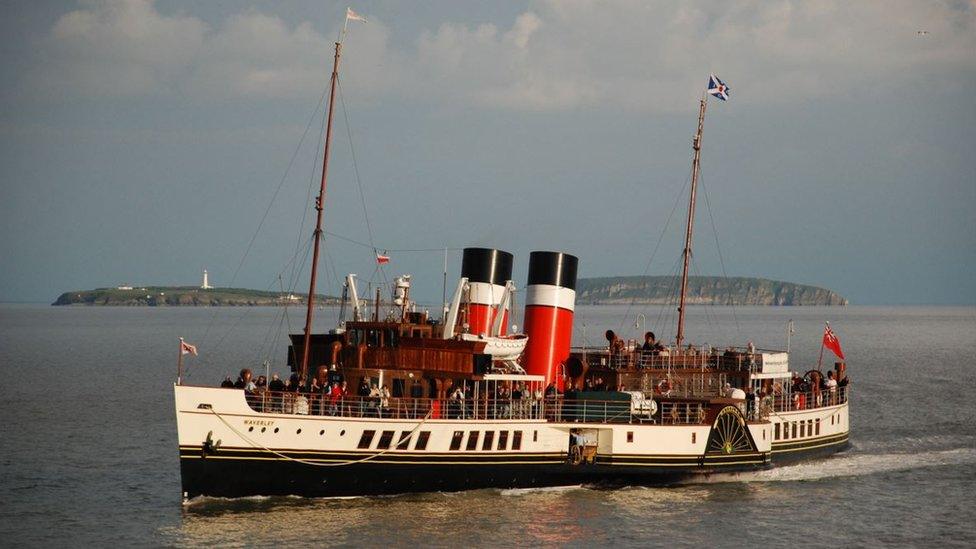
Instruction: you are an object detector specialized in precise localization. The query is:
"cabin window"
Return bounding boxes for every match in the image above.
[466,431,480,451]
[627,431,634,443]
[692,432,697,444]
[450,431,464,451]
[498,431,509,451]
[815,419,821,436]
[807,420,813,436]
[415,431,431,450]
[482,431,495,451]
[533,430,538,442]
[800,422,806,438]
[791,422,797,439]
[358,430,376,449]
[377,430,395,450]
[512,431,523,450]
[831,414,835,425]
[775,423,780,440]
[396,431,412,450]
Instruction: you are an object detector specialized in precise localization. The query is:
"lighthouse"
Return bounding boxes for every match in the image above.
[201,269,213,290]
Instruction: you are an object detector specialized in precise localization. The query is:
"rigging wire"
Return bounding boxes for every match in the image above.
[324,229,464,253]
[616,170,693,333]
[289,87,330,298]
[698,172,741,338]
[336,78,375,251]
[199,83,331,351]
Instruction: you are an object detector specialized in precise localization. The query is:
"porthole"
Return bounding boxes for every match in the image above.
[297,429,302,434]
[261,427,266,433]
[340,429,346,436]
[274,427,279,433]
[248,426,254,432]
[319,429,325,435]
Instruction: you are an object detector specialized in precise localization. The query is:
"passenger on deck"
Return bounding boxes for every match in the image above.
[369,383,381,417]
[380,385,391,418]
[220,376,234,388]
[269,373,285,392]
[329,381,346,415]
[233,370,249,389]
[827,371,838,404]
[642,332,665,357]
[605,330,625,354]
[356,378,371,416]
[746,386,757,419]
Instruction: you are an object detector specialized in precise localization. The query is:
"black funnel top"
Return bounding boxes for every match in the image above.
[527,251,578,290]
[461,248,514,285]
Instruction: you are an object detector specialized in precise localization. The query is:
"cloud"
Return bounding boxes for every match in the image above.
[36,0,206,97]
[25,0,976,110]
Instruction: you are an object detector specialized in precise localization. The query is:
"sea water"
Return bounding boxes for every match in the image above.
[0,304,973,547]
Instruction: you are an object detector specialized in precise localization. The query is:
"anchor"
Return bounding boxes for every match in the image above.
[201,430,222,458]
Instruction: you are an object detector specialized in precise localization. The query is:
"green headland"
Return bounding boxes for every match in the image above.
[52,287,337,306]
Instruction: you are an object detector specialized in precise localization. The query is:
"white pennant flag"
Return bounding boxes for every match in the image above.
[346,7,367,23]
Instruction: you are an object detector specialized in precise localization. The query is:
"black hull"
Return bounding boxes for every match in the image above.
[179,449,778,499]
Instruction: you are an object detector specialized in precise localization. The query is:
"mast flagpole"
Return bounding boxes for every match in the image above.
[177,337,185,385]
[299,38,344,383]
[676,93,708,349]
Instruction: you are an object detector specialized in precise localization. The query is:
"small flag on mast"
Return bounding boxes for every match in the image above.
[346,7,367,23]
[375,252,390,265]
[707,74,730,101]
[181,339,198,356]
[822,323,845,360]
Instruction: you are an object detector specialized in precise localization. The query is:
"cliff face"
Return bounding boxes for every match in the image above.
[52,287,337,306]
[575,276,848,306]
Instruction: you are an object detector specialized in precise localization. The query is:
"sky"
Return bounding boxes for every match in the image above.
[1,0,974,306]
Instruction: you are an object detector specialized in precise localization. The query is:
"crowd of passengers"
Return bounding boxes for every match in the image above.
[722,368,849,420]
[603,330,762,370]
[220,369,570,419]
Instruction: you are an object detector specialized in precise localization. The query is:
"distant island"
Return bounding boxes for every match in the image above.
[52,286,338,306]
[576,276,847,306]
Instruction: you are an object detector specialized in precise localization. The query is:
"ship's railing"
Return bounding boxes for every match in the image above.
[237,390,708,425]
[766,386,849,415]
[572,347,766,373]
[243,391,548,421]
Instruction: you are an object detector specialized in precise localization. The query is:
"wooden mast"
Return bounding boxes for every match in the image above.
[299,40,343,382]
[676,94,708,348]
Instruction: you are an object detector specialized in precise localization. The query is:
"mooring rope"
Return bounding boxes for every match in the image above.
[207,407,433,467]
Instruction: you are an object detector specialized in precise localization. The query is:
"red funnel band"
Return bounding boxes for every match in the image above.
[466,303,509,336]
[522,305,574,388]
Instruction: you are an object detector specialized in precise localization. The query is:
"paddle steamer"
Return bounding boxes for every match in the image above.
[174,22,850,500]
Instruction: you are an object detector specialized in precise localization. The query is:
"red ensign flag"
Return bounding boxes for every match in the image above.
[822,324,845,360]
[376,253,390,265]
[181,340,198,356]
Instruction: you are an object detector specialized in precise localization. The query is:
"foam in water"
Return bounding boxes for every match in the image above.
[500,484,585,497]
[680,447,976,485]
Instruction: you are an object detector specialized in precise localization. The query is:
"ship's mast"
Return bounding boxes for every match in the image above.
[676,94,708,348]
[299,40,343,382]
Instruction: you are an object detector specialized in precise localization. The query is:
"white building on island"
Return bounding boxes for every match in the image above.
[201,269,213,290]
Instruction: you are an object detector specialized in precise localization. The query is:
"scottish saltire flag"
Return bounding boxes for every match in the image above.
[707,74,730,101]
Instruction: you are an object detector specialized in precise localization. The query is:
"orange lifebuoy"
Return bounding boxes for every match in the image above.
[655,379,673,396]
